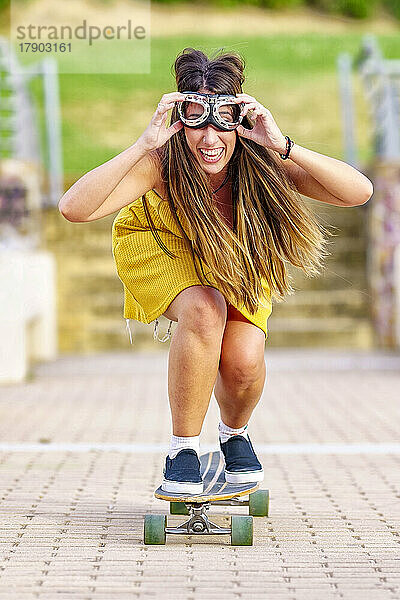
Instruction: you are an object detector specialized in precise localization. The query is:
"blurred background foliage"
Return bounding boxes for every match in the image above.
[1,0,400,20]
[145,0,397,20]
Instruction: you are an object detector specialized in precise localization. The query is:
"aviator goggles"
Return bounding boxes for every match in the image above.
[176,91,245,132]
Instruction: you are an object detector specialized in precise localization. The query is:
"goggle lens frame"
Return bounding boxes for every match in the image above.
[177,91,244,132]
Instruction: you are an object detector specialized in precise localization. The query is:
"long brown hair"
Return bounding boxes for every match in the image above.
[144,47,332,315]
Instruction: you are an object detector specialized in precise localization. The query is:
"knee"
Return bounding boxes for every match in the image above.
[179,287,227,339]
[219,349,265,389]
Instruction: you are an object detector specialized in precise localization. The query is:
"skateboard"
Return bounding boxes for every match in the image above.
[144,450,269,545]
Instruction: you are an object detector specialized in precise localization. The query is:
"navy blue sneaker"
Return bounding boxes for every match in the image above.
[219,435,264,484]
[162,449,204,494]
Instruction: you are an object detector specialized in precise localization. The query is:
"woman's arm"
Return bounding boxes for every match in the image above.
[234,93,373,207]
[58,91,185,223]
[277,143,374,207]
[59,142,160,222]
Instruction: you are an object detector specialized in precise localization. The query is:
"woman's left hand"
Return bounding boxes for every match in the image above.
[235,93,287,153]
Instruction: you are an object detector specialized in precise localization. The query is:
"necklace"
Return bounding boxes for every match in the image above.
[212,171,230,195]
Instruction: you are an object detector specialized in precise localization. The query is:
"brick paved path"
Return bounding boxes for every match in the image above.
[0,350,399,599]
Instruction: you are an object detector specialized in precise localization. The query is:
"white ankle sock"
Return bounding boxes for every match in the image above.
[219,420,249,443]
[169,434,200,459]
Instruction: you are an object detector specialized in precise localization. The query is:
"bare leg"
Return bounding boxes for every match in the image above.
[214,317,266,429]
[163,286,227,437]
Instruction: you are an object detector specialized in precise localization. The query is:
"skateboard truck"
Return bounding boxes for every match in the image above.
[145,489,269,545]
[165,502,231,536]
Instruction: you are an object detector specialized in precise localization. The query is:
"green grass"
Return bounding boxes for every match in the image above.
[26,33,400,180]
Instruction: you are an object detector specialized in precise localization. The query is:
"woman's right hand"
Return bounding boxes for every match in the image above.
[138,92,186,152]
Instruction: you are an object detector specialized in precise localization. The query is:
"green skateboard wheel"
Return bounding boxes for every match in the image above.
[249,489,269,517]
[231,515,253,546]
[170,502,189,515]
[144,514,166,545]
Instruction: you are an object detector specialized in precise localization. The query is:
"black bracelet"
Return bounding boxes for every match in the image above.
[279,135,295,160]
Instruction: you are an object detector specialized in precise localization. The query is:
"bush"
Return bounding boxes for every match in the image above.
[308,0,377,19]
[259,0,305,8]
[150,0,397,20]
[383,0,400,20]
[338,0,377,18]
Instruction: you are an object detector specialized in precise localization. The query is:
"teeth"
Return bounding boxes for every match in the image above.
[199,148,224,158]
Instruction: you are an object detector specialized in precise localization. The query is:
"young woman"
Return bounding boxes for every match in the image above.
[59,48,373,495]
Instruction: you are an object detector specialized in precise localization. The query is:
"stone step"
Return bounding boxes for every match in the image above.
[85,315,373,351]
[63,271,368,302]
[93,288,368,310]
[280,288,367,304]
[312,203,367,223]
[90,288,369,318]
[89,310,370,335]
[288,278,367,295]
[268,315,370,332]
[267,317,373,348]
[92,304,368,323]
[272,289,369,319]
[266,324,373,349]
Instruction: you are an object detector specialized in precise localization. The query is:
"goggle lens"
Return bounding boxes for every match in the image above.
[217,102,241,124]
[180,100,207,121]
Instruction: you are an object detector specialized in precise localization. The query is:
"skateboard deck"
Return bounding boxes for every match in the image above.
[155,450,259,502]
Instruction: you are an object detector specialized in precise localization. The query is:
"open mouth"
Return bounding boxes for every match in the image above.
[198,147,224,163]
